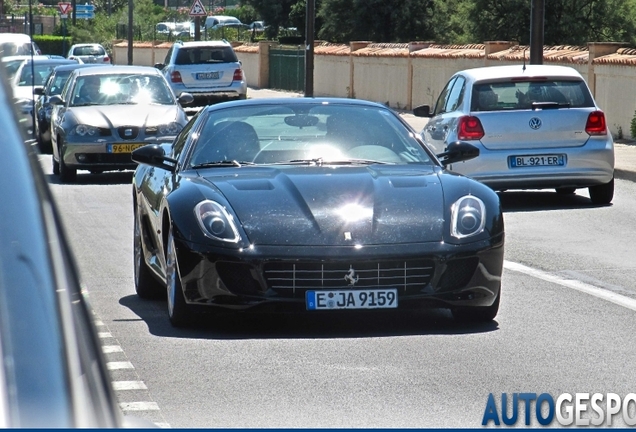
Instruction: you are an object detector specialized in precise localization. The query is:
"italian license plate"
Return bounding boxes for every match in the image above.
[306,289,398,310]
[510,154,565,168]
[196,72,219,80]
[109,143,145,153]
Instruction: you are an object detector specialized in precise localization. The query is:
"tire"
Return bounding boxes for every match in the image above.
[58,143,77,183]
[555,187,576,195]
[166,224,190,327]
[52,154,60,175]
[133,204,164,299]
[451,290,500,323]
[588,177,614,205]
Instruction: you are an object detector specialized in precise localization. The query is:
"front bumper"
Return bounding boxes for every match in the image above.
[61,136,178,171]
[172,234,505,313]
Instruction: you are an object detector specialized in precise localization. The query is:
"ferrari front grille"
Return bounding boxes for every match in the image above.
[263,260,435,297]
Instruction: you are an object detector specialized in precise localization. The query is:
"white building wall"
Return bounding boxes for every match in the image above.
[352,56,409,109]
[314,55,350,97]
[235,51,259,87]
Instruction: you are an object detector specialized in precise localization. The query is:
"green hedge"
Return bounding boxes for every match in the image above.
[33,35,74,57]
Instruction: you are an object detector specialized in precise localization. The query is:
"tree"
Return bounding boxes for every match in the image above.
[243,0,301,38]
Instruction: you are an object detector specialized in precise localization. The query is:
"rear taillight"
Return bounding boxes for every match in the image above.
[457,116,485,140]
[103,56,110,62]
[585,110,607,135]
[170,71,182,83]
[233,69,243,81]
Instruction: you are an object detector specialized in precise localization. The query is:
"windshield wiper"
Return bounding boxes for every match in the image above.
[191,160,255,169]
[281,158,391,166]
[531,101,571,110]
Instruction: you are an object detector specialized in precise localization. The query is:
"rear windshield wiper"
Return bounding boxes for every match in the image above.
[191,160,255,168]
[531,101,571,110]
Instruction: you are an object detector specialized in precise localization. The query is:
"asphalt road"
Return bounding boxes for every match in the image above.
[41,144,636,428]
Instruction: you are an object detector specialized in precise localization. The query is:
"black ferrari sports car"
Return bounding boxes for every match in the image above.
[131,97,505,327]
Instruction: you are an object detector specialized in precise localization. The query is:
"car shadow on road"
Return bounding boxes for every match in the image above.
[46,170,134,185]
[498,190,611,212]
[118,295,499,340]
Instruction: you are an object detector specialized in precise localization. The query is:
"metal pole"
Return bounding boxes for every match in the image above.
[529,0,544,64]
[304,0,314,97]
[127,0,133,65]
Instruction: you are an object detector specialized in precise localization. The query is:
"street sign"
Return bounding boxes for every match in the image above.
[75,3,95,19]
[57,2,72,15]
[188,0,207,17]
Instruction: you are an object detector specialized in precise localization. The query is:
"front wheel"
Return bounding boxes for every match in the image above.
[588,177,614,205]
[58,143,77,183]
[133,204,164,299]
[451,290,500,323]
[166,224,190,327]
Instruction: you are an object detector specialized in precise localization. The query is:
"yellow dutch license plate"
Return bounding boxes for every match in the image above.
[109,143,145,154]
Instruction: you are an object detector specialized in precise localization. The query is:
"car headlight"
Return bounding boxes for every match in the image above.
[450,195,486,239]
[194,200,241,243]
[157,122,183,135]
[69,124,99,136]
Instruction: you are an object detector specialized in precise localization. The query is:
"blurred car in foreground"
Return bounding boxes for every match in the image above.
[34,62,109,153]
[155,39,247,107]
[131,97,505,327]
[0,53,152,428]
[1,54,64,81]
[11,56,78,137]
[49,65,192,182]
[0,32,41,57]
[66,43,111,64]
[414,64,615,204]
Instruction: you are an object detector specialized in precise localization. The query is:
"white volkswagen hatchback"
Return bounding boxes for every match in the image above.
[414,64,615,205]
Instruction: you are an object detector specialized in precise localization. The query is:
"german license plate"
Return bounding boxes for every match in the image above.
[306,289,398,310]
[108,143,145,153]
[510,154,565,168]
[196,72,219,80]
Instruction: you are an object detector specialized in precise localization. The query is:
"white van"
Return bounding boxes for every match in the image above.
[0,33,41,56]
[204,15,244,30]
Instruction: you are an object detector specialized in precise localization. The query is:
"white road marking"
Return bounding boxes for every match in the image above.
[112,381,147,390]
[119,402,160,411]
[98,331,112,338]
[102,345,123,353]
[505,260,636,312]
[107,361,134,370]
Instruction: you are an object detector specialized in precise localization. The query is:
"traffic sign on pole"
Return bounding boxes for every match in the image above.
[188,0,207,17]
[75,3,95,19]
[58,2,72,15]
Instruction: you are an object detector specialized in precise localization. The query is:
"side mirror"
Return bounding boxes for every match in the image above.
[33,87,44,96]
[178,92,194,105]
[413,105,432,118]
[154,63,164,69]
[49,95,64,106]
[436,141,479,166]
[131,144,177,172]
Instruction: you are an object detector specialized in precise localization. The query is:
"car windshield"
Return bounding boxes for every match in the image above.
[188,103,433,167]
[175,47,238,65]
[47,70,72,95]
[18,63,59,86]
[471,79,595,111]
[70,73,175,106]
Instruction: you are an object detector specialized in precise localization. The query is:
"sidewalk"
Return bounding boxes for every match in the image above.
[247,87,636,183]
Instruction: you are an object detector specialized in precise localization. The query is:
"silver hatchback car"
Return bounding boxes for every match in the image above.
[155,40,247,107]
[414,64,615,205]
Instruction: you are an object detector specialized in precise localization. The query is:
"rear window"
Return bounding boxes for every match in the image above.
[74,45,105,56]
[471,79,595,112]
[174,47,238,65]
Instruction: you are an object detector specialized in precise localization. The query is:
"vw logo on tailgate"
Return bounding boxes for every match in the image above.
[529,117,542,130]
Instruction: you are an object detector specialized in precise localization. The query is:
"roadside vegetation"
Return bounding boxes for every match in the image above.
[4,0,636,51]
